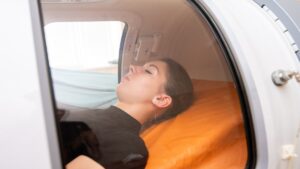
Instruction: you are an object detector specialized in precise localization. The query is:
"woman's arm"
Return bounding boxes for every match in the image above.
[66,155,104,169]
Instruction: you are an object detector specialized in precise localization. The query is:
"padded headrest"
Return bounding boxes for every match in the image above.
[141,80,247,169]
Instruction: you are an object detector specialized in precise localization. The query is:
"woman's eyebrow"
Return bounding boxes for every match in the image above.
[148,64,159,73]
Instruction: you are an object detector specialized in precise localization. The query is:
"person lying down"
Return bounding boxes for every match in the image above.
[60,58,194,169]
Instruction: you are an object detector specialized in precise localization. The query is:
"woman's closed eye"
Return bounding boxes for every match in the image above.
[143,64,159,75]
[145,69,153,74]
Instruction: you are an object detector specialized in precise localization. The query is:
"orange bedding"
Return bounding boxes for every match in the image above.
[141,80,247,169]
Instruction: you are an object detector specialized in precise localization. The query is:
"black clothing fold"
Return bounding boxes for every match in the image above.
[60,106,148,169]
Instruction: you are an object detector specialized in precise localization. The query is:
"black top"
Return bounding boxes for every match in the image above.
[60,106,148,169]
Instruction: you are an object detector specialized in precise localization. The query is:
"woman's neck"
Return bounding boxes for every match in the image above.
[115,101,154,125]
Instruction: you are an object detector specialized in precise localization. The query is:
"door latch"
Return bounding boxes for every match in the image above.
[272,70,300,86]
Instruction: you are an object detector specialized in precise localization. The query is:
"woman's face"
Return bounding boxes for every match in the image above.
[116,60,168,105]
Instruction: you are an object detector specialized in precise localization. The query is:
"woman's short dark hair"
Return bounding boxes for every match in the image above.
[154,58,194,124]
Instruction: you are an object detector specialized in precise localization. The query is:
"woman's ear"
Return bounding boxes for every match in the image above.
[152,94,172,108]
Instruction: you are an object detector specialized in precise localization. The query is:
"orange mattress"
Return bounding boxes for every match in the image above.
[141,80,247,169]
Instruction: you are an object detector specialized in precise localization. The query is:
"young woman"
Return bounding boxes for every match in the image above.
[61,58,194,169]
